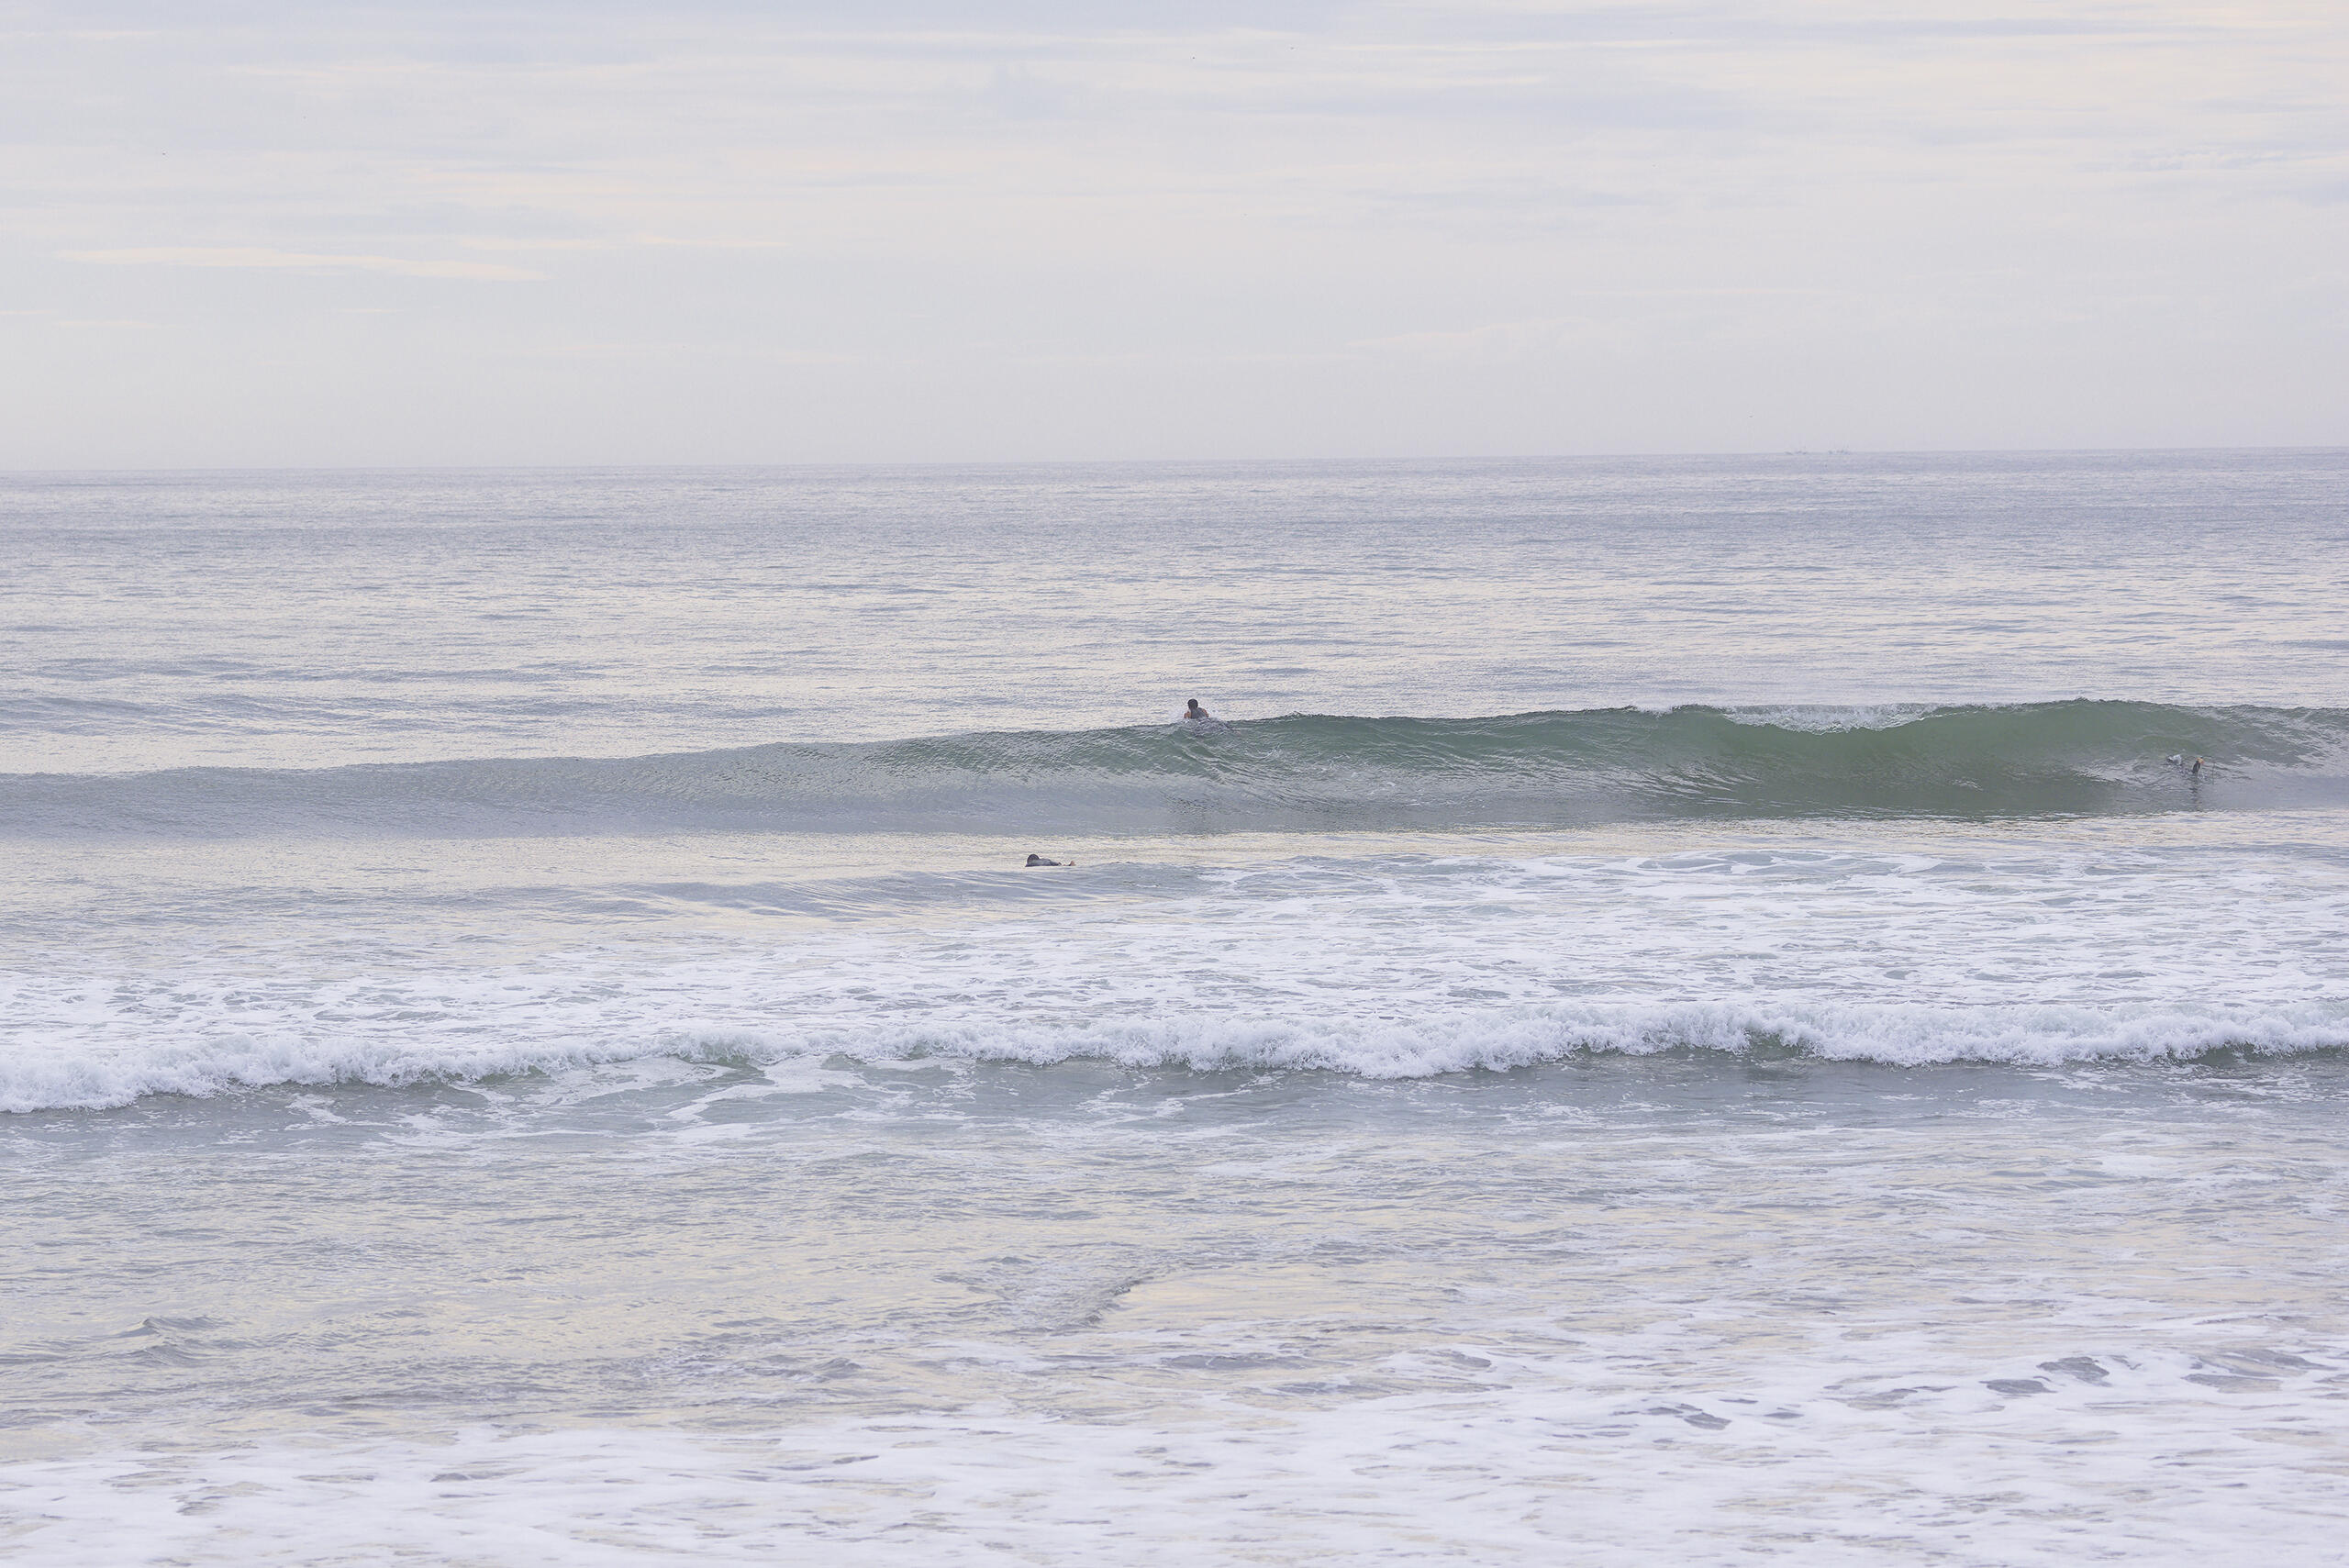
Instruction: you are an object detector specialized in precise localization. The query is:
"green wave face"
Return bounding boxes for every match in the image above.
[781,699,2349,826]
[9,700,2348,839]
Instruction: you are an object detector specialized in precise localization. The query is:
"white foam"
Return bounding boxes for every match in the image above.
[7,836,2347,1111]
[9,1342,2348,1566]
[1716,702,1941,732]
[4,971,2344,1114]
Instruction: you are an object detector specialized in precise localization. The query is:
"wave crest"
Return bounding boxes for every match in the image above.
[9,1000,2346,1113]
[6,700,2345,838]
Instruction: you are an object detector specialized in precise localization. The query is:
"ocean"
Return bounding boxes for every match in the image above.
[4,451,2346,1564]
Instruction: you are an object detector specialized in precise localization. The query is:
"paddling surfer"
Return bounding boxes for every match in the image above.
[1182,697,1230,732]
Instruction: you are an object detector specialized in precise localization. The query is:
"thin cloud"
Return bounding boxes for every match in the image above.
[452,235,793,251]
[632,235,794,250]
[7,0,2343,461]
[62,248,545,281]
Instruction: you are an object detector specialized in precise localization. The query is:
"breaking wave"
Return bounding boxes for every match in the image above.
[8,999,2347,1113]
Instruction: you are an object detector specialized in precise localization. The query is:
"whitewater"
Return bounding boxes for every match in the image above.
[5,452,2347,1564]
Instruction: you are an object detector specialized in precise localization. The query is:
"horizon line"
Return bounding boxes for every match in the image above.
[4,442,2345,478]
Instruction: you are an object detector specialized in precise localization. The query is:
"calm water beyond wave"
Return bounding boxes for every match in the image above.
[5,452,2347,1563]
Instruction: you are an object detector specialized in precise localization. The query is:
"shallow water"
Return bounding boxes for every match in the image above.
[3,452,2346,1562]
[9,1058,2349,1563]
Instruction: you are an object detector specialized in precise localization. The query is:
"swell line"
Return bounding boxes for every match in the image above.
[5,700,2344,838]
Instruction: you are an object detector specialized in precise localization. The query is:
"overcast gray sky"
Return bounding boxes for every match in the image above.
[4,1,2343,465]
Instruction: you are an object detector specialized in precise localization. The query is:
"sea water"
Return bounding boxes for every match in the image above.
[3,452,2346,1564]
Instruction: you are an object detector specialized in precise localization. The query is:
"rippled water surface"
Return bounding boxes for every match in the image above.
[7,451,2344,773]
[3,452,2346,1563]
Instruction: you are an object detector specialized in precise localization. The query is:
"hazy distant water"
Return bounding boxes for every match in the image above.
[4,452,2347,1565]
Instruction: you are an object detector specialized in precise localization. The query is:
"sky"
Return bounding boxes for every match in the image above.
[3,0,2344,466]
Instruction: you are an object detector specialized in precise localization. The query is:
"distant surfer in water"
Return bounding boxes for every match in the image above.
[1025,853,1067,867]
[1182,697,1230,732]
